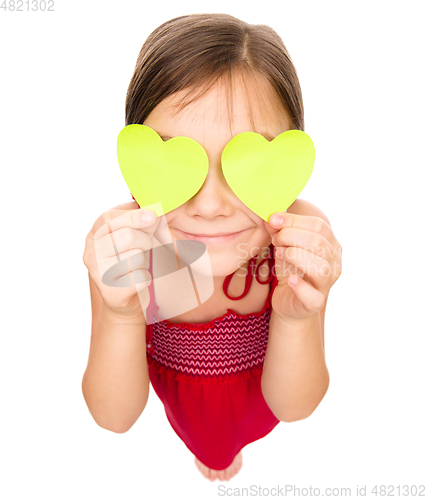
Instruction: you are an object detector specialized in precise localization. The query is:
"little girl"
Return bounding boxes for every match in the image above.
[82,13,342,482]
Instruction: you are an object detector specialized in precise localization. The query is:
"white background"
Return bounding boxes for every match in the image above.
[1,1,426,498]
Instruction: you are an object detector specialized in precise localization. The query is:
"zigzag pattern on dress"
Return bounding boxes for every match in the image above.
[150,308,271,378]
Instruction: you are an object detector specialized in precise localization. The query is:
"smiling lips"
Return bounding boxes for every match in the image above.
[175,228,248,244]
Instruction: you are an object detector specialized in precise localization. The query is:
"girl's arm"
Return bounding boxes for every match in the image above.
[81,274,149,433]
[261,306,329,422]
[261,203,341,422]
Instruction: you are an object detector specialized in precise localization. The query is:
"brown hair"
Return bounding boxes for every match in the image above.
[125,13,304,131]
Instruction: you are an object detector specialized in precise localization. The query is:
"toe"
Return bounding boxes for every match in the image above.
[202,465,210,479]
[195,457,212,480]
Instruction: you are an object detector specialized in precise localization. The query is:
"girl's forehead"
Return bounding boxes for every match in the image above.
[145,73,291,140]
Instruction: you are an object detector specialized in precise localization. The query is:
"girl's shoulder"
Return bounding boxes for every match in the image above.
[287,198,331,226]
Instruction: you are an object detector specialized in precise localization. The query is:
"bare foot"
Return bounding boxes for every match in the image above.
[194,451,243,481]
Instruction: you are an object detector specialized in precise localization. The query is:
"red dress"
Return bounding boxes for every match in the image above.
[132,195,281,470]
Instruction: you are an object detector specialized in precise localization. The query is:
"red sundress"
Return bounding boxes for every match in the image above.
[132,195,281,470]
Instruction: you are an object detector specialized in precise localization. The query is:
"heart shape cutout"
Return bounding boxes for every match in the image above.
[117,124,209,216]
[221,130,315,221]
[118,125,314,221]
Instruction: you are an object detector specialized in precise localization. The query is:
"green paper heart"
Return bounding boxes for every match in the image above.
[117,124,209,217]
[221,130,315,221]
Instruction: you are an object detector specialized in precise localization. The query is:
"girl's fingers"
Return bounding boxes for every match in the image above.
[114,268,152,289]
[273,227,335,260]
[93,226,152,280]
[275,246,331,288]
[94,208,158,239]
[102,251,147,279]
[97,225,153,258]
[270,212,341,250]
[100,251,151,287]
[287,274,326,316]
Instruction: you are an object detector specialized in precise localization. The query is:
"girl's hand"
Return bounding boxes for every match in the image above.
[264,212,342,323]
[83,208,160,319]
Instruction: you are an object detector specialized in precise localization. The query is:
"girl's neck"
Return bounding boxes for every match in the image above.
[151,246,273,325]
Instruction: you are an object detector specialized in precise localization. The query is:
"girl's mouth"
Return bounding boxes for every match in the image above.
[174,228,249,245]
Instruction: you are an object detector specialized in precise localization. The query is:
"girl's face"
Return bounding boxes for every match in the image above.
[143,73,292,278]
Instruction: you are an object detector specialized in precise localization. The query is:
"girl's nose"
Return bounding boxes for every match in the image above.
[187,157,235,217]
